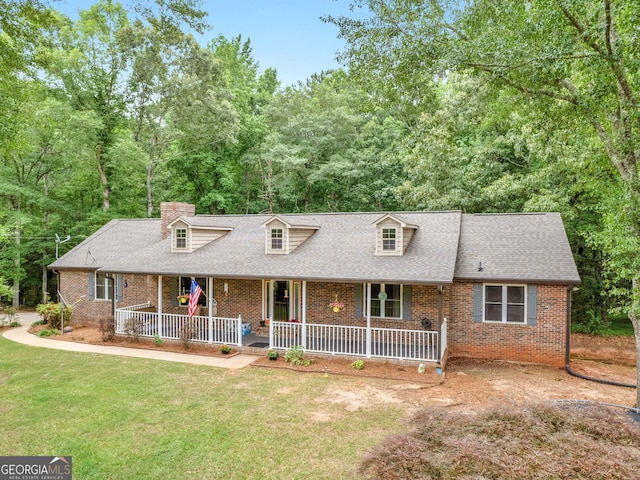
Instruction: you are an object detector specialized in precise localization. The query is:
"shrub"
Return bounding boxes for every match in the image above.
[36,302,72,330]
[284,345,312,366]
[351,359,365,370]
[179,321,196,350]
[0,306,18,327]
[154,333,163,346]
[359,403,640,480]
[99,316,115,342]
[267,350,279,361]
[38,329,60,337]
[31,319,45,326]
[123,317,141,342]
[220,344,231,354]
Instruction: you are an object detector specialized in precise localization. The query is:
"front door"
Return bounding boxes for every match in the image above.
[263,280,301,322]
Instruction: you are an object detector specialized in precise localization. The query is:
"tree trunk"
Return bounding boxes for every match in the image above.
[146,161,154,218]
[96,146,110,212]
[12,227,20,310]
[631,279,640,408]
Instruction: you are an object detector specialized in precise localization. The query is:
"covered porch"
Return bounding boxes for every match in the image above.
[114,303,447,363]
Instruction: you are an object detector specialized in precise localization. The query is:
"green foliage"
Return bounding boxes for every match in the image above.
[154,333,163,346]
[572,309,608,336]
[267,350,279,361]
[0,277,13,303]
[35,302,71,329]
[220,344,231,354]
[351,359,365,371]
[284,345,312,366]
[38,328,60,337]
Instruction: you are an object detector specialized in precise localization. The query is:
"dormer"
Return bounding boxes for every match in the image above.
[373,214,418,256]
[169,218,233,253]
[263,216,319,254]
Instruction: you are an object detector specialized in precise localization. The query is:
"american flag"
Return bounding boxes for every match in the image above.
[188,279,203,318]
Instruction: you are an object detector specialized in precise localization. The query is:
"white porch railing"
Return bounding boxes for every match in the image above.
[270,321,443,362]
[115,306,242,346]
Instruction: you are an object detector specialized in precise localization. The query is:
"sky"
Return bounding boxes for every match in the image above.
[55,0,367,87]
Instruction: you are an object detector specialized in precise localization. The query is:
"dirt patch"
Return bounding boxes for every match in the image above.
[22,325,638,411]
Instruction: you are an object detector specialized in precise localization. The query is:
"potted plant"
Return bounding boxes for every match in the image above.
[178,294,189,305]
[329,294,344,313]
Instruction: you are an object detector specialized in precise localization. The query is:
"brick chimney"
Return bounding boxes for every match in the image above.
[160,202,195,240]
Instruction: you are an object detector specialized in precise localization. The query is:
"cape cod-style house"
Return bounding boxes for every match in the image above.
[49,202,581,367]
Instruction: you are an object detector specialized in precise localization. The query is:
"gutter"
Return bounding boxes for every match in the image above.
[564,286,636,389]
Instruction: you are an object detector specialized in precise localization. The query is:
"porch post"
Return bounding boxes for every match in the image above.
[237,314,243,346]
[366,282,371,358]
[157,275,163,338]
[268,280,274,349]
[207,277,213,344]
[301,281,307,348]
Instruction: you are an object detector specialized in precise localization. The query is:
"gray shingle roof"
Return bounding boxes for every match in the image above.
[454,213,581,284]
[49,211,580,285]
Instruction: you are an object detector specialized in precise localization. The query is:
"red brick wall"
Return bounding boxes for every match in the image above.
[448,282,568,367]
[59,271,568,367]
[58,270,111,325]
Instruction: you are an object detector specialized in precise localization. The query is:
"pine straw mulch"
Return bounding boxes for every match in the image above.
[359,401,640,480]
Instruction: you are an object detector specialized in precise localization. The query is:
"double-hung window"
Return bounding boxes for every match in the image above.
[370,283,402,319]
[178,277,208,307]
[382,228,396,251]
[484,284,526,323]
[96,273,118,300]
[271,228,283,250]
[175,228,187,249]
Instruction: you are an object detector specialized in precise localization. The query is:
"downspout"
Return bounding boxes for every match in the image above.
[565,286,636,389]
[437,285,443,363]
[106,274,116,318]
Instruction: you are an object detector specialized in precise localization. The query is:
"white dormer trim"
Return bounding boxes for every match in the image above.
[262,215,319,255]
[168,217,233,253]
[373,214,418,256]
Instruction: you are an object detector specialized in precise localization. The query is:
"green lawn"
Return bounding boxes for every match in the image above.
[603,314,636,336]
[0,336,407,479]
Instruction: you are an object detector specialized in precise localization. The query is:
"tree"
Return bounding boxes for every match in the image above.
[331,0,640,404]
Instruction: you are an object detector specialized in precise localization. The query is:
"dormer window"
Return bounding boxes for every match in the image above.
[263,216,319,254]
[271,228,283,250]
[374,214,417,256]
[175,228,187,249]
[382,228,396,251]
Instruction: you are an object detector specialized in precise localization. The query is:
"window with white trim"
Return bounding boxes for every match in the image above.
[484,284,526,323]
[178,277,208,307]
[271,228,283,250]
[96,273,118,300]
[370,283,402,319]
[382,228,396,251]
[175,228,187,249]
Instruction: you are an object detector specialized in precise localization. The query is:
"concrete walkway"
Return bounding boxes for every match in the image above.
[2,312,260,370]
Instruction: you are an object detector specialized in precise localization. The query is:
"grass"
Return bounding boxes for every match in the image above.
[571,313,635,336]
[604,314,636,336]
[0,336,406,479]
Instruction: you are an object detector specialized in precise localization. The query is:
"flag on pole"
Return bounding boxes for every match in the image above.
[188,278,203,318]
